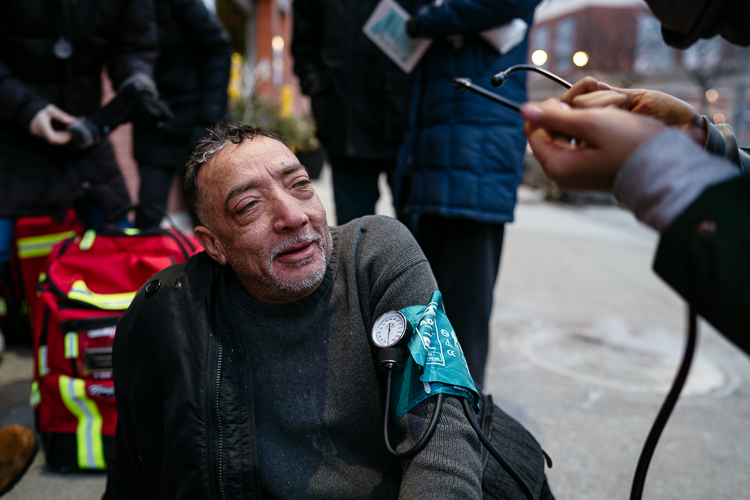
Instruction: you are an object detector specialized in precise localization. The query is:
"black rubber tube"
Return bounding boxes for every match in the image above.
[461,398,535,500]
[383,365,445,459]
[629,306,698,500]
[452,78,523,112]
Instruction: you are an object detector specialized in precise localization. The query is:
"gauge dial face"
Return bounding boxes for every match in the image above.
[371,311,409,348]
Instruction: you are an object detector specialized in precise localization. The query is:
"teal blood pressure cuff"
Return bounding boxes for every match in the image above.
[390,290,480,423]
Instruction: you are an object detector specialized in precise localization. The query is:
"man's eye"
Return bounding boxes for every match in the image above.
[293,179,311,188]
[237,201,257,214]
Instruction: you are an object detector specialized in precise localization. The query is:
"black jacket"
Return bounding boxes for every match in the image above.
[0,0,157,220]
[133,0,231,168]
[291,0,420,159]
[108,253,262,499]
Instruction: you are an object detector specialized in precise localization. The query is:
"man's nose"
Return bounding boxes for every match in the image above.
[271,190,309,233]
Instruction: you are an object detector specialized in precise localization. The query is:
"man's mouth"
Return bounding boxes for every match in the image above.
[274,240,316,265]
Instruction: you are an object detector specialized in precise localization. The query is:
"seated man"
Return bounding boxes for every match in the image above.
[105,123,482,498]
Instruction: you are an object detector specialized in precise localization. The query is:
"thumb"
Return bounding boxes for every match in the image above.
[521,102,597,144]
[47,104,76,124]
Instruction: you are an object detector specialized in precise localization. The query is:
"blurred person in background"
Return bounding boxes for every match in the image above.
[133,0,231,229]
[397,0,542,391]
[292,0,419,225]
[0,0,157,349]
[520,0,750,355]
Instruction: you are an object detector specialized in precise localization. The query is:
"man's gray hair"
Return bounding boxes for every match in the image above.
[183,121,281,223]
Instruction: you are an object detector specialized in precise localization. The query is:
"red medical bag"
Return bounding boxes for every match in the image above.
[32,225,200,471]
[0,210,83,345]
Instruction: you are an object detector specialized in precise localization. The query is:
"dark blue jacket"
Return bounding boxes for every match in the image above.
[396,0,540,224]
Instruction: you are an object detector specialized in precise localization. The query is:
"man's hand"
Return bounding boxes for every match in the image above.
[29,104,75,145]
[521,99,665,191]
[561,77,707,145]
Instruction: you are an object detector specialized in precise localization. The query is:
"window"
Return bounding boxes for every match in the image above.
[533,25,550,54]
[634,14,674,72]
[555,18,575,72]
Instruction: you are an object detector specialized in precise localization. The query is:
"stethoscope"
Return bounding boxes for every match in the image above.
[370,64,700,500]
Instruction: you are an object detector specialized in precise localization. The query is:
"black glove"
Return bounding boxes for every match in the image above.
[68,116,101,149]
[119,74,174,131]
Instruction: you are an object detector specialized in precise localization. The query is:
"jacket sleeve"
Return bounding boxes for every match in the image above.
[171,0,232,125]
[107,287,164,497]
[0,58,50,132]
[361,217,483,497]
[291,0,328,97]
[106,0,158,88]
[704,118,750,175]
[654,176,750,357]
[411,0,541,38]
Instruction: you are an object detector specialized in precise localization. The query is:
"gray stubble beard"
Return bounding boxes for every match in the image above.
[265,230,331,295]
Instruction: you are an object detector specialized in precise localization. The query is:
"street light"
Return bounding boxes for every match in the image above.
[706,89,719,102]
[272,36,285,89]
[573,51,589,67]
[531,50,548,66]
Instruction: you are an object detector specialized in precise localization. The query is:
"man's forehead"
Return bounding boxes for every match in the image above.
[200,136,297,182]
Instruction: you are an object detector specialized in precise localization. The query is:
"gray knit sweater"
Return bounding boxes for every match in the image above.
[224,215,482,499]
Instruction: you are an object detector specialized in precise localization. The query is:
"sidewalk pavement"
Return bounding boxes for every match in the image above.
[488,188,750,499]
[1,169,748,499]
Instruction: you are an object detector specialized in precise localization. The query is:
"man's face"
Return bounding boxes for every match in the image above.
[195,136,332,303]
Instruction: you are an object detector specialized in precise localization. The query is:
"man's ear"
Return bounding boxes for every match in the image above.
[195,226,228,265]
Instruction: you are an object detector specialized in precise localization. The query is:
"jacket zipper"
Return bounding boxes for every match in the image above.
[215,341,226,500]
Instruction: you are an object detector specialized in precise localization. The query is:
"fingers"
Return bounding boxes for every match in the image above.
[521,100,600,145]
[41,124,72,145]
[46,104,76,124]
[571,90,629,110]
[560,77,612,104]
[29,105,74,145]
[524,122,608,190]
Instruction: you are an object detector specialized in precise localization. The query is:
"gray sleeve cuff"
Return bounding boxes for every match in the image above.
[613,129,740,232]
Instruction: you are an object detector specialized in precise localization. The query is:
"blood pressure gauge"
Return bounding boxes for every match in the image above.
[371,311,413,348]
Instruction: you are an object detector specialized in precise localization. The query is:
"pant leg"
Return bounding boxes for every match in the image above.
[328,155,389,225]
[0,219,14,281]
[74,197,131,230]
[135,164,175,229]
[416,215,505,392]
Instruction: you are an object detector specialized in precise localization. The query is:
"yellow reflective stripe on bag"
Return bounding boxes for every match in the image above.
[30,381,41,407]
[58,376,106,470]
[79,230,96,251]
[67,280,136,310]
[64,332,79,359]
[17,231,77,259]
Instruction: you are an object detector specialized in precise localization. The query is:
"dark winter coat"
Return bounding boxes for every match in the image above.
[133,0,231,169]
[291,0,420,159]
[0,0,157,221]
[396,0,540,224]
